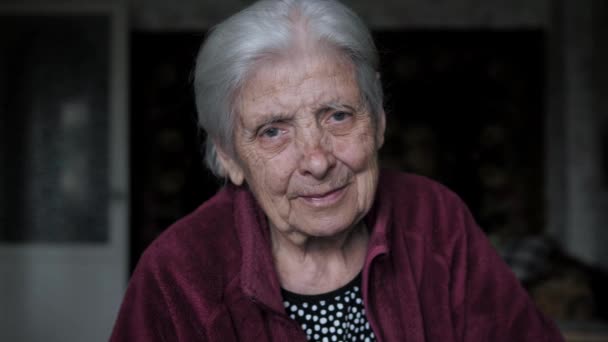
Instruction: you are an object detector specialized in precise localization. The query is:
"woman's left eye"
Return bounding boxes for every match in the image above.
[330,111,350,122]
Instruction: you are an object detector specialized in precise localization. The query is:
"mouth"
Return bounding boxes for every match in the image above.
[298,184,349,207]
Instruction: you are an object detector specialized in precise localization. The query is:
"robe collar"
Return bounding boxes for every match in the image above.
[232,172,393,314]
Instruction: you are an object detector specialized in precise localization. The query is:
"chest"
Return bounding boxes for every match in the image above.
[203,296,306,342]
[203,250,456,342]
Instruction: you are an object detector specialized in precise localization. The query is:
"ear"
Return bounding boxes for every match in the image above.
[216,144,245,186]
[375,72,386,149]
[376,108,386,149]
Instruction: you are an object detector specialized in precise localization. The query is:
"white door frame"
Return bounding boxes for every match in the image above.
[0,2,129,341]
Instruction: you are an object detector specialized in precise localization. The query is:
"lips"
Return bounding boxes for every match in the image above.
[298,184,349,207]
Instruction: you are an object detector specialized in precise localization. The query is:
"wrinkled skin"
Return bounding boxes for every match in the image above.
[218,47,385,249]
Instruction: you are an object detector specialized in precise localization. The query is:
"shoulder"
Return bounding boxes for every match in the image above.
[378,169,467,218]
[378,169,475,252]
[132,186,241,304]
[145,185,238,261]
[112,187,243,339]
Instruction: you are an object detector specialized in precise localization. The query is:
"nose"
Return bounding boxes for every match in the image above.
[297,133,336,179]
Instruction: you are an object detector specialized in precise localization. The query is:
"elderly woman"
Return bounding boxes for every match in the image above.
[111,0,563,341]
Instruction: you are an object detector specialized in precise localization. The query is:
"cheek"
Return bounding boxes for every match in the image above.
[242,146,299,194]
[333,128,377,170]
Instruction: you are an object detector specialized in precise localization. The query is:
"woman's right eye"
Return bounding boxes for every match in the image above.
[261,127,280,138]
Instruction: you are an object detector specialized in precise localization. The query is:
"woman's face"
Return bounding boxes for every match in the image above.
[220,49,385,242]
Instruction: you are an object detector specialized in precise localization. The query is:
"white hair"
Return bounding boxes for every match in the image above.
[194,0,383,177]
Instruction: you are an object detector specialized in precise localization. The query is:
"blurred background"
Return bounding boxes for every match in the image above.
[1,0,607,341]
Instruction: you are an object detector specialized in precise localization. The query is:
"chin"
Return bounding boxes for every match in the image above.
[295,213,361,238]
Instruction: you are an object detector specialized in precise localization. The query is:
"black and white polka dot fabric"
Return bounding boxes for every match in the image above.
[281,273,375,342]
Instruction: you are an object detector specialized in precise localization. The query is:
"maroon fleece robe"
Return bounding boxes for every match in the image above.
[111,170,563,341]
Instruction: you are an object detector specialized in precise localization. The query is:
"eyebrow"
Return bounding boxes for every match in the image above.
[245,101,361,134]
[249,112,294,134]
[313,101,357,116]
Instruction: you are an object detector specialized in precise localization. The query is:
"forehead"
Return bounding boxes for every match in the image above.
[236,50,361,123]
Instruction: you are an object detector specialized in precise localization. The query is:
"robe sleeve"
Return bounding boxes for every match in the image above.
[449,202,564,342]
[109,246,205,342]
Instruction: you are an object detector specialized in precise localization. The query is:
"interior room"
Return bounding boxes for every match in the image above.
[1,0,607,341]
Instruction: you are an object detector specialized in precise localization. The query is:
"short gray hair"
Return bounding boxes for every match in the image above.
[193,0,383,177]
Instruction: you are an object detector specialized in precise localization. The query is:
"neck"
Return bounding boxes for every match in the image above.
[270,221,369,295]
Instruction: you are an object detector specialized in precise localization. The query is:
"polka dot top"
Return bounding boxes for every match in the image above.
[281,272,376,342]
